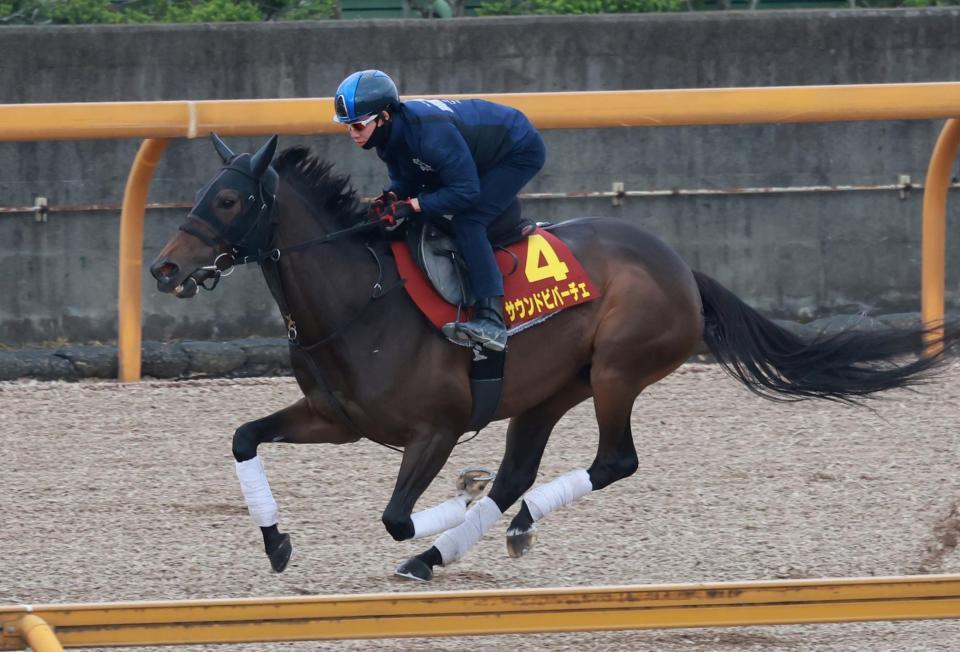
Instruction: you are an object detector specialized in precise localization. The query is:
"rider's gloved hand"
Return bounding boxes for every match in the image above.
[383,198,418,232]
[367,190,398,221]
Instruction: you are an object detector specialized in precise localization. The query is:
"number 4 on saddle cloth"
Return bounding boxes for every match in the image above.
[390,213,600,432]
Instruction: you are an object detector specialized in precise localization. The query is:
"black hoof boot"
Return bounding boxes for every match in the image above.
[266,532,293,573]
[395,556,433,582]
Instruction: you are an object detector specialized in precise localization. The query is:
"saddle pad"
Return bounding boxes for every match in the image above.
[391,227,599,333]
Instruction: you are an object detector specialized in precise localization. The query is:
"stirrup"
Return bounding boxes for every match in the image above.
[457,320,507,352]
[442,320,471,344]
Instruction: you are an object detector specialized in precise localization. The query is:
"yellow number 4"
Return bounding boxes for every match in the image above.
[525,234,569,283]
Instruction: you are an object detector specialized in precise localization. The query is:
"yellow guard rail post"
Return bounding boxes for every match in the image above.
[3,574,960,649]
[9,615,63,652]
[118,139,169,382]
[921,118,960,356]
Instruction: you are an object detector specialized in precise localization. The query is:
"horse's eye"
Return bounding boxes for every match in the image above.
[220,198,237,209]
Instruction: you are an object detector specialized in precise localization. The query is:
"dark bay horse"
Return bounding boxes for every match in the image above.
[150,135,957,581]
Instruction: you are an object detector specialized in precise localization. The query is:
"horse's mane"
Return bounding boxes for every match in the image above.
[273,146,364,226]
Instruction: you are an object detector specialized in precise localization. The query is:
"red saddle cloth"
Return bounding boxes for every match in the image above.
[391,227,600,333]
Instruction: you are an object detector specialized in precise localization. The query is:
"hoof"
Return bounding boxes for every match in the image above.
[506,525,537,558]
[394,557,433,582]
[267,533,293,573]
[457,467,496,501]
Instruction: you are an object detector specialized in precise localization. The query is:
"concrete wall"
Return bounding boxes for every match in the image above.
[1,9,959,345]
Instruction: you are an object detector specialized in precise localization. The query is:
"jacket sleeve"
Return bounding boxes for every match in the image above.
[384,158,418,200]
[416,122,482,216]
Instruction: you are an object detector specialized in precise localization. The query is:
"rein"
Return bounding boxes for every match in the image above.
[237,218,386,266]
[255,240,405,351]
[228,214,406,349]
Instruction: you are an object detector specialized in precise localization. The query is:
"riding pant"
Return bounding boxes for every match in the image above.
[452,133,546,299]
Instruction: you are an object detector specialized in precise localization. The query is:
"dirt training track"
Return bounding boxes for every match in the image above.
[3,363,960,651]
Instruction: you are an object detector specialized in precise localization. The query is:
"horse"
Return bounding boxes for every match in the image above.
[150,134,957,581]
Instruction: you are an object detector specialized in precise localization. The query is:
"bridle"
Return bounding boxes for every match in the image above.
[176,157,404,347]
[175,157,279,297]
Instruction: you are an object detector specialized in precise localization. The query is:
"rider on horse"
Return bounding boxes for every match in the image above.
[333,69,547,351]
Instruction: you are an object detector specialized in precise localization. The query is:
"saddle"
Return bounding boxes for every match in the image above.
[404,202,537,307]
[396,203,533,434]
[388,208,597,434]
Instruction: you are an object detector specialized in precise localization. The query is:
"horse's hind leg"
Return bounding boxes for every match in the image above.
[506,376,641,557]
[233,397,357,572]
[396,381,591,581]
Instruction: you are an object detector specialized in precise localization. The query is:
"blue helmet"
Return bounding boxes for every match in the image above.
[333,70,400,124]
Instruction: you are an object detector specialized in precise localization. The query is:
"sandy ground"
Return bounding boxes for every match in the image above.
[3,363,960,651]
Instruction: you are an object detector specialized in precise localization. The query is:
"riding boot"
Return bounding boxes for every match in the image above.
[454,296,508,352]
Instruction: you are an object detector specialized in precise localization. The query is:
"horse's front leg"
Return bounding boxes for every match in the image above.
[380,430,460,542]
[233,397,358,572]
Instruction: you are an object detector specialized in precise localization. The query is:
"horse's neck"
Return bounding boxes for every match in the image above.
[268,190,380,346]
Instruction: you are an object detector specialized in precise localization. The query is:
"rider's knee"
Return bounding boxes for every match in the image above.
[381,509,415,541]
[232,423,260,462]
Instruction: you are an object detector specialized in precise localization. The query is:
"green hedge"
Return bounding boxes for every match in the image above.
[476,0,681,14]
[0,0,336,24]
[1,0,958,25]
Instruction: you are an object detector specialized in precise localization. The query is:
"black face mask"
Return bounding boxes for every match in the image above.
[363,115,392,150]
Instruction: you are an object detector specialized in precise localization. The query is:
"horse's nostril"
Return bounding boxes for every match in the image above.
[160,262,177,277]
[151,260,179,281]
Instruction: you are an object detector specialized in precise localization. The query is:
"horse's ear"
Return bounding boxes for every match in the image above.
[251,135,279,178]
[211,133,235,163]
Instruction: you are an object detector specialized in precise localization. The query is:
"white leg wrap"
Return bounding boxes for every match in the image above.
[235,456,278,528]
[433,497,502,565]
[411,495,468,539]
[523,468,593,522]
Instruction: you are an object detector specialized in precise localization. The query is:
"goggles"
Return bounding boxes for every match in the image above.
[345,113,379,132]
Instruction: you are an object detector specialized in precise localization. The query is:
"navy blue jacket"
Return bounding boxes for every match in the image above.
[376,98,541,216]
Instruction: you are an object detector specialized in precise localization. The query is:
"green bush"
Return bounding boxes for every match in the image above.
[4,0,960,25]
[162,0,262,22]
[899,0,960,5]
[49,0,123,23]
[0,0,46,23]
[0,0,337,24]
[476,0,682,14]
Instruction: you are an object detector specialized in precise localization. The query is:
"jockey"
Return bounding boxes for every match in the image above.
[333,69,546,352]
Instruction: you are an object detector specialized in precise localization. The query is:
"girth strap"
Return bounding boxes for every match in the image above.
[468,346,506,433]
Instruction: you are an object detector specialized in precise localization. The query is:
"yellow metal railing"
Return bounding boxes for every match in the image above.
[3,575,960,649]
[0,84,958,379]
[4,83,960,138]
[10,615,63,652]
[921,118,960,355]
[117,139,169,382]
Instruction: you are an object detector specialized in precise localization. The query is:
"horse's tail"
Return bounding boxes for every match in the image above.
[693,270,956,402]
